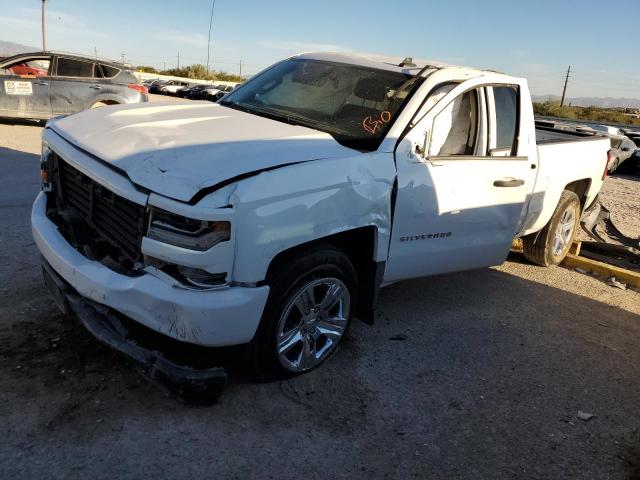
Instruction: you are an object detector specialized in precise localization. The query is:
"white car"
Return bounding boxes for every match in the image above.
[159,80,192,95]
[33,52,610,398]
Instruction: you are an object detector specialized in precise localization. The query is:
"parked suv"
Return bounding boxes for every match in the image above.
[0,52,148,120]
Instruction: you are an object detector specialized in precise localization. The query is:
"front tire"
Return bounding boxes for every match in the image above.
[523,190,581,266]
[249,245,358,381]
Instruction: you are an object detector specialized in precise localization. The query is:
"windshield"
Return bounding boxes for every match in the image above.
[220,58,420,151]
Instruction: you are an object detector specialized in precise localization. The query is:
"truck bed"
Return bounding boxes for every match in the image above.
[535,121,607,145]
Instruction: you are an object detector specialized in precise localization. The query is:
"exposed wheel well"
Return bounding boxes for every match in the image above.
[564,179,591,211]
[265,227,381,324]
[91,99,121,109]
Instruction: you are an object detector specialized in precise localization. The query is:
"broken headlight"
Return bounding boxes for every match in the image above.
[40,142,53,192]
[147,207,230,251]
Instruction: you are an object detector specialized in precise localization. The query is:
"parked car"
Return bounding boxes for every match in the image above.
[0,51,148,120]
[607,135,636,173]
[33,52,610,397]
[176,83,207,98]
[206,84,237,102]
[148,80,169,94]
[618,133,640,173]
[160,80,192,95]
[188,84,224,100]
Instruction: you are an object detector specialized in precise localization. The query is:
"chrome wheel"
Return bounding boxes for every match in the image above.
[275,277,350,373]
[552,206,576,256]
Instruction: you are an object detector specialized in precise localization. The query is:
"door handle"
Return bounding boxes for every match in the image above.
[493,178,525,187]
[35,81,48,85]
[89,85,102,90]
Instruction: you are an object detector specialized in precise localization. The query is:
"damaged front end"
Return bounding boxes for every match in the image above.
[41,259,227,404]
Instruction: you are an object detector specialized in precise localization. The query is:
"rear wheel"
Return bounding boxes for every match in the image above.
[523,190,581,266]
[248,245,357,381]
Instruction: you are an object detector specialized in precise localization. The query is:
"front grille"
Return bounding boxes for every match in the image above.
[53,155,146,264]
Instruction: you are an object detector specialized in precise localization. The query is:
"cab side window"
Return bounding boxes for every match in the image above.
[56,57,97,78]
[429,89,480,156]
[489,86,519,156]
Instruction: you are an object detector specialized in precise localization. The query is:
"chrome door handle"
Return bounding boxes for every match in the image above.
[35,81,48,85]
[493,178,525,187]
[90,85,101,90]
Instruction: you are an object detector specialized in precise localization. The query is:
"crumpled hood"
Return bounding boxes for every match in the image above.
[49,101,354,202]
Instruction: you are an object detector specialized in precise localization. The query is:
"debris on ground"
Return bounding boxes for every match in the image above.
[577,411,595,421]
[606,277,627,290]
[389,334,408,341]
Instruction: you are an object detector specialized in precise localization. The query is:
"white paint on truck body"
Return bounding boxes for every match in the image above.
[33,51,610,347]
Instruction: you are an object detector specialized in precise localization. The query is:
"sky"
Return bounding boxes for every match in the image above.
[1,0,639,99]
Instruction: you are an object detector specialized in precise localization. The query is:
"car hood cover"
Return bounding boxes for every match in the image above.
[49,101,354,202]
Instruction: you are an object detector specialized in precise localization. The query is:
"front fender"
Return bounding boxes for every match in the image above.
[229,152,397,283]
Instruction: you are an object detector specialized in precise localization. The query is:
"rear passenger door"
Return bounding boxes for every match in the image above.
[385,78,535,282]
[49,56,104,115]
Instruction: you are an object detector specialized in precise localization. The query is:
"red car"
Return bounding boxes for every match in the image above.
[9,63,48,77]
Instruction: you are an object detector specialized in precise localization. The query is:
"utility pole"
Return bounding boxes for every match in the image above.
[41,0,46,51]
[94,46,98,59]
[177,52,180,70]
[560,65,571,108]
[120,51,125,65]
[206,0,217,73]
[162,61,166,71]
[239,59,242,78]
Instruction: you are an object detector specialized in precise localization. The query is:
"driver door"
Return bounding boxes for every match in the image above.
[384,77,535,282]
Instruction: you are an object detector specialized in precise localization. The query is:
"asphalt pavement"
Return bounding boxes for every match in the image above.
[0,107,639,479]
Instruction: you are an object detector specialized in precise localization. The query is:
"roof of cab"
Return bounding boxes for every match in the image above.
[294,51,511,80]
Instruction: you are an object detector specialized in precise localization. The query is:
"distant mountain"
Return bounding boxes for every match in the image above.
[0,40,38,57]
[533,95,640,109]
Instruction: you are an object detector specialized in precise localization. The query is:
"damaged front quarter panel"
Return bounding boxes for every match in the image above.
[228,152,397,284]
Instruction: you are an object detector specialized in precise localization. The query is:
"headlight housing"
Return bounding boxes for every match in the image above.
[40,141,53,192]
[147,207,230,251]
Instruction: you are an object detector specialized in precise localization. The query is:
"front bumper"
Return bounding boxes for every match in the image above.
[42,259,226,403]
[31,191,270,347]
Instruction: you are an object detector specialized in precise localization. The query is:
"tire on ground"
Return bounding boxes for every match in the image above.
[522,190,581,267]
[248,244,358,382]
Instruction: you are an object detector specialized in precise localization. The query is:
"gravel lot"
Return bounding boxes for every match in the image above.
[0,100,639,479]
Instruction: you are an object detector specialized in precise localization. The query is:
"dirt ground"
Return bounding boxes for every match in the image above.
[1,101,639,479]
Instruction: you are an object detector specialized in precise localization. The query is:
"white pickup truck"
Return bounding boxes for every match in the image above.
[32,52,610,396]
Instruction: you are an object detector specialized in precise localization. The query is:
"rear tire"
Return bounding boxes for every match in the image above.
[248,244,358,382]
[523,190,581,267]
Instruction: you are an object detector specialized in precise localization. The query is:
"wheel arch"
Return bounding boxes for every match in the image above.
[88,93,127,109]
[265,226,384,325]
[563,178,591,212]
